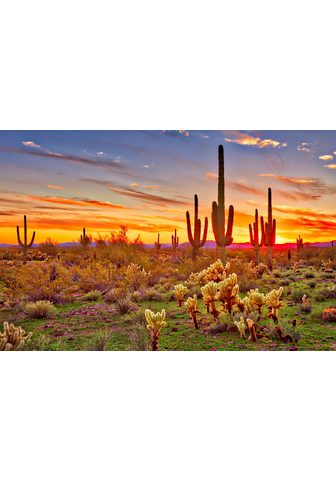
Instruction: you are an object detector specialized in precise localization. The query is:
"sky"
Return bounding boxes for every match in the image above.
[0,130,335,245]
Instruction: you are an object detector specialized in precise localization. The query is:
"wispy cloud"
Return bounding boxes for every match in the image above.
[258,173,336,199]
[129,183,162,190]
[47,184,64,191]
[28,195,125,210]
[324,164,336,169]
[319,154,333,161]
[224,131,287,149]
[22,141,41,148]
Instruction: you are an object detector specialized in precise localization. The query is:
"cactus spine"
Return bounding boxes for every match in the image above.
[16,215,35,264]
[186,194,208,260]
[171,229,179,251]
[249,209,264,264]
[80,227,90,250]
[260,188,276,271]
[154,233,161,250]
[211,145,234,262]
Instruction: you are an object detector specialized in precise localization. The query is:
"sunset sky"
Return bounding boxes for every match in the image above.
[0,130,335,245]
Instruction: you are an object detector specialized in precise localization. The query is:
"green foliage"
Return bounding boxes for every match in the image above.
[23,300,57,318]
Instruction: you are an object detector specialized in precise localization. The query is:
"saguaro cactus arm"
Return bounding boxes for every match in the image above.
[172,229,179,249]
[186,194,208,248]
[249,209,264,247]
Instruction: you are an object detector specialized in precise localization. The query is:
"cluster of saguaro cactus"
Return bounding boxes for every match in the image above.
[0,321,32,351]
[154,233,161,250]
[186,194,208,260]
[297,235,304,252]
[16,215,35,265]
[211,145,234,262]
[185,295,200,329]
[174,284,188,306]
[80,227,91,250]
[260,188,276,270]
[249,209,264,264]
[145,308,167,351]
[171,229,179,251]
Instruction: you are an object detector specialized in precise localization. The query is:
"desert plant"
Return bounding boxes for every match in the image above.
[249,209,264,264]
[266,287,283,323]
[260,188,276,271]
[297,235,304,253]
[211,145,234,262]
[80,227,91,250]
[201,281,220,321]
[145,308,167,351]
[185,295,200,329]
[23,300,57,319]
[86,330,113,351]
[217,273,240,315]
[16,215,36,264]
[234,316,247,339]
[186,194,208,260]
[0,321,32,351]
[322,307,336,322]
[82,290,103,302]
[115,297,138,315]
[174,284,188,306]
[247,288,267,320]
[171,229,179,251]
[154,233,161,250]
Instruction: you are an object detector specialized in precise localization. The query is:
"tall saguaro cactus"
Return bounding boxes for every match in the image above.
[171,229,179,251]
[297,235,303,253]
[211,145,234,262]
[80,227,90,250]
[16,215,35,264]
[249,209,264,264]
[154,233,161,250]
[261,188,276,271]
[186,194,208,260]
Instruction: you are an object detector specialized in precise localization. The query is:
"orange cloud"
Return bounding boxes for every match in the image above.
[224,132,286,149]
[28,195,125,210]
[47,184,64,190]
[319,154,333,161]
[258,174,315,185]
[324,164,336,169]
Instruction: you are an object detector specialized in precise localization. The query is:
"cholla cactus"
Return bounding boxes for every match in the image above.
[246,319,257,342]
[201,281,220,321]
[218,273,240,315]
[174,284,188,307]
[266,287,283,322]
[0,322,32,351]
[145,309,167,351]
[203,259,230,283]
[234,317,247,339]
[247,288,267,320]
[185,295,200,329]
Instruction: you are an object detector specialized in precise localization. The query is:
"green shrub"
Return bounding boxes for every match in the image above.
[81,290,102,302]
[23,300,57,319]
[315,287,336,302]
[86,330,113,351]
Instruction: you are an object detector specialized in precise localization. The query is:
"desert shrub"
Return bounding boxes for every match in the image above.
[124,263,151,290]
[131,288,163,302]
[315,287,336,302]
[307,280,316,289]
[85,330,114,351]
[21,334,56,351]
[77,262,117,292]
[81,290,102,302]
[304,271,316,279]
[115,298,138,315]
[23,300,57,319]
[127,325,150,351]
[322,307,336,322]
[290,288,310,303]
[280,278,291,286]
[301,303,312,313]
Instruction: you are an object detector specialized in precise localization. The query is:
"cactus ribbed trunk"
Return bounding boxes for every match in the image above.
[212,145,234,261]
[267,246,273,271]
[186,194,208,260]
[16,215,35,265]
[150,331,159,351]
[261,188,276,271]
[254,245,260,264]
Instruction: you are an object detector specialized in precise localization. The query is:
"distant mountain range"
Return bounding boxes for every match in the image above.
[0,240,335,249]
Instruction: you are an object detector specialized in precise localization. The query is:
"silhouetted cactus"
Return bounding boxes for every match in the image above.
[297,235,303,253]
[249,209,264,264]
[211,145,234,262]
[154,233,161,250]
[171,229,179,251]
[261,188,276,271]
[16,215,35,264]
[186,194,208,260]
[80,227,90,250]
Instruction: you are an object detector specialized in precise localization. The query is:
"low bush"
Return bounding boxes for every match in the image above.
[81,290,102,302]
[23,300,57,319]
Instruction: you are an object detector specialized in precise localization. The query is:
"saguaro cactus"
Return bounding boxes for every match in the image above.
[261,188,276,271]
[16,215,35,264]
[211,145,234,262]
[154,233,161,250]
[186,194,208,260]
[249,209,264,264]
[80,227,90,250]
[171,229,179,251]
[297,235,303,253]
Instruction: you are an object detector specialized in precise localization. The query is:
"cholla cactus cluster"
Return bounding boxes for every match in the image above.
[247,289,267,320]
[217,273,240,315]
[145,309,167,351]
[201,281,220,320]
[185,295,199,329]
[189,259,230,285]
[234,317,247,339]
[0,321,32,351]
[174,284,188,306]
